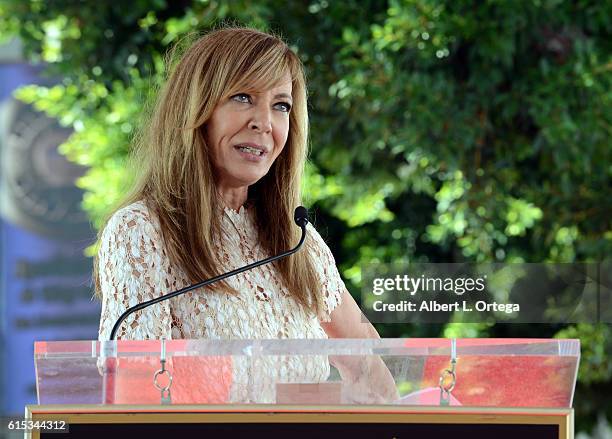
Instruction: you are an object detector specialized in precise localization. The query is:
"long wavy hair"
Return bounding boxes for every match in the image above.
[94,27,322,315]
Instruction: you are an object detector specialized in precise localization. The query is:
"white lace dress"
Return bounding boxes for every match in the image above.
[97,200,345,402]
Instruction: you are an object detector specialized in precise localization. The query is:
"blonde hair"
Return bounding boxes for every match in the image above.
[93,27,322,315]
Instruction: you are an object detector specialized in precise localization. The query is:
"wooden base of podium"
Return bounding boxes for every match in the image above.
[26,404,573,438]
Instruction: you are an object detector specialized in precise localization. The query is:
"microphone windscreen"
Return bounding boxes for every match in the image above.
[294,206,309,227]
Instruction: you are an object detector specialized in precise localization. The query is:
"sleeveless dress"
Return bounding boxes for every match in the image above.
[97,201,345,403]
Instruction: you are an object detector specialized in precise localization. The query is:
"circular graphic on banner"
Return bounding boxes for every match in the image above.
[0,98,92,239]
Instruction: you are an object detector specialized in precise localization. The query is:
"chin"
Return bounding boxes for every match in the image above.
[234,168,270,183]
[232,173,266,187]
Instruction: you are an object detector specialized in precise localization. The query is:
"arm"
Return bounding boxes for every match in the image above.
[320,288,379,339]
[306,224,398,402]
[321,288,399,403]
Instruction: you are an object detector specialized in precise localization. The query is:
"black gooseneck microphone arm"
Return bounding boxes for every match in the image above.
[109,206,310,340]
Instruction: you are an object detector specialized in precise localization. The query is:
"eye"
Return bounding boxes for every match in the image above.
[231,93,251,104]
[274,102,292,113]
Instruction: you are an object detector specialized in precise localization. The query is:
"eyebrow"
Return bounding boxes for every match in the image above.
[274,93,293,101]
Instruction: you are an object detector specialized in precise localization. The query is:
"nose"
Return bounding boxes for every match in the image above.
[247,104,272,134]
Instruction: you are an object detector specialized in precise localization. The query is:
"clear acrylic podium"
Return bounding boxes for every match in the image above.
[27,338,579,438]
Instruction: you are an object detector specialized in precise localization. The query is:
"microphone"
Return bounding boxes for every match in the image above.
[109,206,309,340]
[294,206,308,228]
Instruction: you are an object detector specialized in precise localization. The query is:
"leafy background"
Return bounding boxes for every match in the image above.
[1,0,610,433]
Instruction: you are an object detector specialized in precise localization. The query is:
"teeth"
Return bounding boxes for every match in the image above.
[237,145,263,156]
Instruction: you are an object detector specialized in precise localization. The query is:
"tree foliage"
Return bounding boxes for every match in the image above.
[1,0,610,429]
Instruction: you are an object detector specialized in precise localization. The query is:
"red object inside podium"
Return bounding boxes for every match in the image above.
[404,338,577,407]
[34,338,579,408]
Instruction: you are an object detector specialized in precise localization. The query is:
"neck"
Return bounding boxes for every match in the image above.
[217,184,248,212]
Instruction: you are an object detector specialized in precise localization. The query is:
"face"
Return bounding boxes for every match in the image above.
[206,73,293,190]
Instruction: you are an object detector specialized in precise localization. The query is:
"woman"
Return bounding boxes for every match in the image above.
[96,27,397,403]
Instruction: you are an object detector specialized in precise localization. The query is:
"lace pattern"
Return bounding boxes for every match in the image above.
[97,201,345,401]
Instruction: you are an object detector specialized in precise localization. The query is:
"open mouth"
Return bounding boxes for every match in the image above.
[234,144,266,156]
